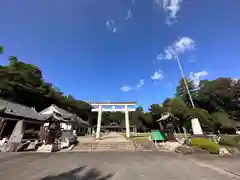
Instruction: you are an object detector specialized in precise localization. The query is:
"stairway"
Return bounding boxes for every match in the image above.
[134,143,154,151]
[72,142,135,152]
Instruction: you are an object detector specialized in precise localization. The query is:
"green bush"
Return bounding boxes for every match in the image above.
[219,135,239,147]
[190,138,220,154]
[234,135,240,143]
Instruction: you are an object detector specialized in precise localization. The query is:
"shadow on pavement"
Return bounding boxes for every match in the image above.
[41,166,114,180]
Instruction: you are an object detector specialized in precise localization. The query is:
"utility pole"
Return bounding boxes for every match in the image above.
[175,56,203,135]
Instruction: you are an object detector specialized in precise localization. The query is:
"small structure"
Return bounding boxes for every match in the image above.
[91,101,136,139]
[157,112,179,141]
[0,98,47,152]
[39,104,91,136]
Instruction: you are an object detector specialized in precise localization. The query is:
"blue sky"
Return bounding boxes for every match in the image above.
[0,0,240,110]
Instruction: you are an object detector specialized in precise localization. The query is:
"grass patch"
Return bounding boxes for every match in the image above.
[133,136,149,143]
[190,138,220,154]
[218,135,240,150]
[136,132,152,137]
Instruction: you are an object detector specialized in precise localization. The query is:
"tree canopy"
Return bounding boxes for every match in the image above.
[0,46,91,120]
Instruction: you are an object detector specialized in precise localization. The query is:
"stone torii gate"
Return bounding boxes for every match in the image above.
[91,102,136,139]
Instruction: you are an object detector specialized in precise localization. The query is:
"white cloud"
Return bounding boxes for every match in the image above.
[156,37,196,61]
[120,85,132,92]
[175,37,195,54]
[136,79,144,88]
[189,70,208,87]
[156,53,164,61]
[163,0,182,25]
[126,9,132,20]
[164,0,182,19]
[106,20,116,33]
[154,0,182,25]
[151,69,164,80]
[121,79,145,92]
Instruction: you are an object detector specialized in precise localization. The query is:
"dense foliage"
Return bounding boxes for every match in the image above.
[0,48,91,120]
[1,45,240,132]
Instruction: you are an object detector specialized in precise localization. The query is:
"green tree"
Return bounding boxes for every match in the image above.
[196,78,233,113]
[148,104,164,116]
[211,112,235,129]
[136,106,144,112]
[176,78,196,107]
[0,45,4,54]
[162,97,187,119]
[184,108,211,128]
[0,56,91,120]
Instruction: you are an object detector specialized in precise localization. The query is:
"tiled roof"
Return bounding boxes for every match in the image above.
[51,105,90,127]
[0,99,46,121]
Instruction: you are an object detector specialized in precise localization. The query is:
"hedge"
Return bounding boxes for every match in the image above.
[190,138,220,154]
[219,135,239,147]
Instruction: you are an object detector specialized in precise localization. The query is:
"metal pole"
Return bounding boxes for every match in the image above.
[175,56,195,108]
[175,56,203,135]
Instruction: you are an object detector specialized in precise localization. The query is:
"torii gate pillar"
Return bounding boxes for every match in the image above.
[96,105,102,139]
[125,105,130,138]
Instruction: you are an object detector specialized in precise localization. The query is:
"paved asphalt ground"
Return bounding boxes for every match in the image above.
[0,152,240,180]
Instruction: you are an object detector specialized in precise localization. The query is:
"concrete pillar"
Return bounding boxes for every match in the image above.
[125,105,130,138]
[191,118,203,135]
[96,105,102,139]
[6,120,25,152]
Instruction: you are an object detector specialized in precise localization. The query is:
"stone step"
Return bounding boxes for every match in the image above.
[73,142,136,152]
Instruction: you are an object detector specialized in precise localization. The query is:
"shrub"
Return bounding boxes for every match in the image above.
[219,135,238,147]
[190,138,220,154]
[234,135,240,143]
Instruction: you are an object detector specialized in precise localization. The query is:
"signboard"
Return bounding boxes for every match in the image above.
[151,130,165,141]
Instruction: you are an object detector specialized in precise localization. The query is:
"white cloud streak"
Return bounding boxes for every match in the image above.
[157,37,196,61]
[106,20,116,33]
[189,70,208,87]
[136,79,144,88]
[120,79,145,92]
[120,85,132,92]
[126,9,132,20]
[151,69,164,80]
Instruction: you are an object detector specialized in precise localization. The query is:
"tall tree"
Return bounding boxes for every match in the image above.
[148,104,163,116]
[176,78,196,107]
[196,78,233,113]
